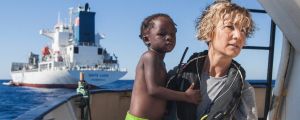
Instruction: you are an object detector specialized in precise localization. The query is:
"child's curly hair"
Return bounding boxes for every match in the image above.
[196,1,255,42]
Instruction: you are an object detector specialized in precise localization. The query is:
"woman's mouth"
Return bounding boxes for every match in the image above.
[228,44,240,49]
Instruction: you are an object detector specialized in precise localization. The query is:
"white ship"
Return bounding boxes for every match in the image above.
[10,3,127,88]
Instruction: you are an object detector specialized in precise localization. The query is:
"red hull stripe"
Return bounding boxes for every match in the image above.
[14,83,77,89]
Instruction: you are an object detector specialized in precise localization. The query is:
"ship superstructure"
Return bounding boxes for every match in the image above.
[10,3,127,88]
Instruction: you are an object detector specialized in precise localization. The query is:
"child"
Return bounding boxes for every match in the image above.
[126,13,201,120]
[166,1,258,120]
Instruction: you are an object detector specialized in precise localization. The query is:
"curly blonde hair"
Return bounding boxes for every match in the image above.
[196,1,255,42]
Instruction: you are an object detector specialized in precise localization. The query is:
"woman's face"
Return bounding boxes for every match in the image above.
[209,14,246,58]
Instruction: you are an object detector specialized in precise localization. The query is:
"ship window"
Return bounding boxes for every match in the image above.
[98,48,103,55]
[74,47,79,54]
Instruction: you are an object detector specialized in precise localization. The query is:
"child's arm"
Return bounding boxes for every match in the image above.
[143,52,200,104]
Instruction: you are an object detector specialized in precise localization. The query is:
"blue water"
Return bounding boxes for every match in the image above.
[0,79,134,120]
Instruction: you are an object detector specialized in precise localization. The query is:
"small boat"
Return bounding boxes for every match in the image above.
[2,80,14,86]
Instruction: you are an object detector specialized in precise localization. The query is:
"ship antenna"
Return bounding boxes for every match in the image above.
[68,7,74,35]
[57,12,61,25]
[85,3,89,11]
[69,7,73,25]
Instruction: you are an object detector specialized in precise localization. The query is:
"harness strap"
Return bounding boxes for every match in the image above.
[191,53,244,120]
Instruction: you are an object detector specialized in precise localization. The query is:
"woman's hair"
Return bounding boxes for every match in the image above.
[139,13,176,42]
[196,1,255,42]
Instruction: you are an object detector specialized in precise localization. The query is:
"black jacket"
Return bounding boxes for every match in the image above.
[166,50,246,120]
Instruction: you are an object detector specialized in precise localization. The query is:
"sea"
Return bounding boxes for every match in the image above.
[0,79,134,120]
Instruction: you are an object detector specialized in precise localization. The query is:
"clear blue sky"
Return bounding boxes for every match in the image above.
[0,0,282,80]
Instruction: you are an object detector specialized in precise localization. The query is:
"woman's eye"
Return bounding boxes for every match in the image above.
[241,28,247,33]
[225,25,234,30]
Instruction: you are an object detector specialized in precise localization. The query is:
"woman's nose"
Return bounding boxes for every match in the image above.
[233,29,243,40]
[232,29,246,45]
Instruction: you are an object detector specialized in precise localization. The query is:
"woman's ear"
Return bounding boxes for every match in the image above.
[206,32,215,43]
[206,38,211,42]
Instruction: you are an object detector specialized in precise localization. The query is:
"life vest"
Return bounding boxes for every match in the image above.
[166,50,245,120]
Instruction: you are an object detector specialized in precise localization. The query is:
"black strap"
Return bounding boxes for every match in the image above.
[176,47,189,78]
[199,64,243,120]
[166,47,188,88]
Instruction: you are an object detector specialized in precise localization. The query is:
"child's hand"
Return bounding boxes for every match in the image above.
[184,83,201,104]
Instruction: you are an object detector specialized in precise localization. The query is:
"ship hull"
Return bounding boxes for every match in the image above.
[10,70,127,88]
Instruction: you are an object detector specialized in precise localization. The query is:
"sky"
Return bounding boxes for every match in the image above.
[0,0,282,80]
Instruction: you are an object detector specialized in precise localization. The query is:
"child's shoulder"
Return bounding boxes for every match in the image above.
[140,51,163,65]
[141,51,159,59]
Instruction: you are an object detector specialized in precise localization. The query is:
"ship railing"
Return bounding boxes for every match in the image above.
[69,64,126,72]
[41,29,54,33]
[38,67,70,71]
[79,42,96,46]
[35,63,125,72]
[24,69,39,72]
[119,68,127,72]
[11,62,27,71]
[11,69,39,73]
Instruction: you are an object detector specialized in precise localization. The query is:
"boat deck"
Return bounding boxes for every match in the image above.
[15,80,271,120]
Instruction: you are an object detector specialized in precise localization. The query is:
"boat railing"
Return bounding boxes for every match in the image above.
[244,8,276,120]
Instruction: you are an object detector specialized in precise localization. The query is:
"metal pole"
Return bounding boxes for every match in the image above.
[264,20,276,119]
